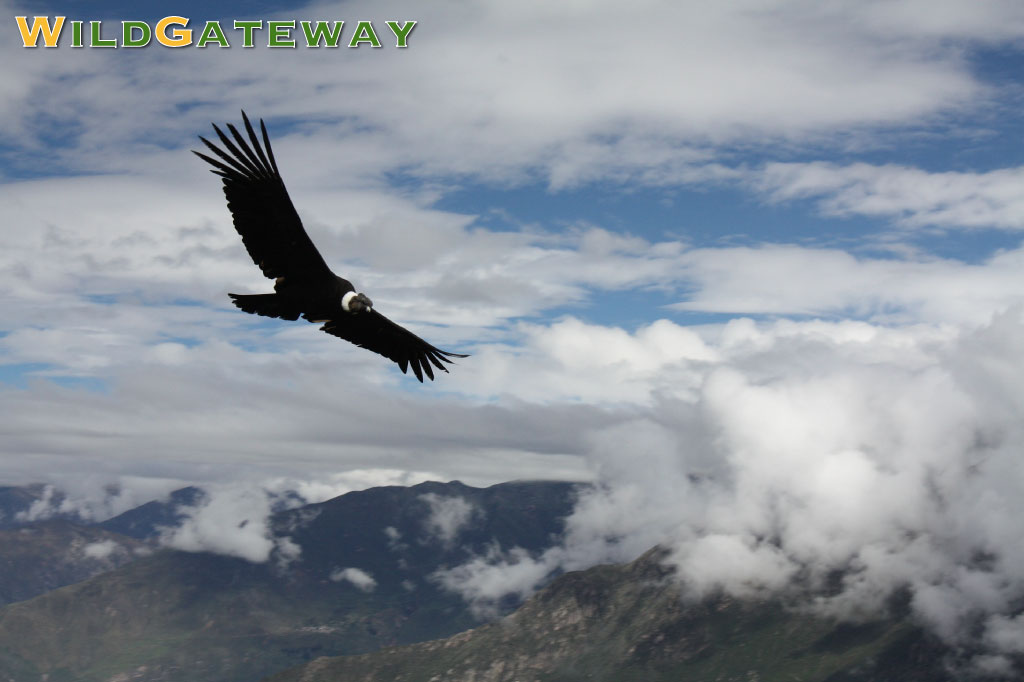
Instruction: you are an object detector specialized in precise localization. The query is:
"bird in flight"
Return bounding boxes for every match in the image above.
[194,111,468,382]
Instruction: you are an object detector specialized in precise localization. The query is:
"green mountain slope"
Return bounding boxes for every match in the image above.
[264,547,955,682]
[0,550,405,681]
[0,480,579,682]
[0,521,142,605]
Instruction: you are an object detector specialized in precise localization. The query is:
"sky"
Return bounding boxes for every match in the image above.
[4,0,1024,673]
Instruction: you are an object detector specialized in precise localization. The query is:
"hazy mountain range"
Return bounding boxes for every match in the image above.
[268,547,957,682]
[0,480,1005,681]
[0,480,577,681]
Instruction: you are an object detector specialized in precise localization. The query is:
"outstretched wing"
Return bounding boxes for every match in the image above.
[321,311,469,382]
[194,111,333,284]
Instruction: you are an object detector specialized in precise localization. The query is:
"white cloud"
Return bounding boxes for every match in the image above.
[672,244,1024,325]
[420,493,480,546]
[384,526,407,552]
[12,477,183,523]
[432,544,552,619]
[985,615,1024,655]
[81,539,120,561]
[330,567,377,592]
[14,485,63,523]
[1,0,1015,187]
[757,162,1024,230]
[275,536,303,572]
[435,308,1024,669]
[672,534,796,599]
[452,317,718,404]
[0,166,699,337]
[262,470,440,507]
[158,486,300,564]
[0,354,603,488]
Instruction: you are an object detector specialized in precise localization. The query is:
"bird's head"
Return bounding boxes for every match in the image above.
[342,291,373,313]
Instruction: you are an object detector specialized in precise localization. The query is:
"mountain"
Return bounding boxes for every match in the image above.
[0,486,43,527]
[0,484,79,528]
[276,479,578,601]
[0,521,144,605]
[0,483,189,606]
[0,480,581,682]
[264,547,957,682]
[97,486,206,540]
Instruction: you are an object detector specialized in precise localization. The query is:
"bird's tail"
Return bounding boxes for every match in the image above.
[228,293,301,321]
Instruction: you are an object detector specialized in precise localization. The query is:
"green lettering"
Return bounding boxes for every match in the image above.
[72,20,83,47]
[385,21,416,48]
[348,21,380,48]
[198,20,229,47]
[90,20,116,47]
[122,21,151,48]
[233,20,262,48]
[300,20,343,47]
[268,20,295,47]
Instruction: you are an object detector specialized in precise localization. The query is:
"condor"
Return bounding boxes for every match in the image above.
[194,112,467,382]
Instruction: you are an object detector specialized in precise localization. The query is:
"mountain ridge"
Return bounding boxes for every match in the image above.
[0,480,987,682]
[0,479,583,682]
[264,546,956,682]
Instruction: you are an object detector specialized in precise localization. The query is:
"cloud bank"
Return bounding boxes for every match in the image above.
[757,162,1024,230]
[435,308,1024,673]
[2,0,1017,188]
[157,486,301,564]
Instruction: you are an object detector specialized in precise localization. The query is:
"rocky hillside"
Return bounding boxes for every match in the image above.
[0,480,580,682]
[0,521,143,605]
[265,547,955,682]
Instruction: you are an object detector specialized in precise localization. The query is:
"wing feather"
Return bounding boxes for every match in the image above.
[213,124,262,176]
[242,113,275,176]
[226,123,270,177]
[320,311,468,383]
[194,111,333,283]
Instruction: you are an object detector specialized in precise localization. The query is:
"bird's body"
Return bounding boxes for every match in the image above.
[194,112,467,382]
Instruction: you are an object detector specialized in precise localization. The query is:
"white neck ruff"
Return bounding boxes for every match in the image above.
[341,291,358,312]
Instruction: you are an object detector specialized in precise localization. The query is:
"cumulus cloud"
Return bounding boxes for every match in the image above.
[13,477,186,524]
[384,526,408,552]
[158,486,301,564]
[81,539,120,561]
[262,470,441,507]
[671,244,1024,325]
[756,162,1024,230]
[330,567,377,592]
[420,493,480,547]
[14,485,68,523]
[433,545,552,619]
[435,308,1024,672]
[452,316,720,404]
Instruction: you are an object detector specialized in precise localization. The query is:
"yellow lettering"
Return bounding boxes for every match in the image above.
[15,16,65,47]
[155,16,191,47]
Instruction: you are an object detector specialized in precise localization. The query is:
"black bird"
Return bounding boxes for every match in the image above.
[194,112,468,382]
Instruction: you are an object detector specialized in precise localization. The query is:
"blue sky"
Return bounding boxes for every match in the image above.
[4,0,1024,664]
